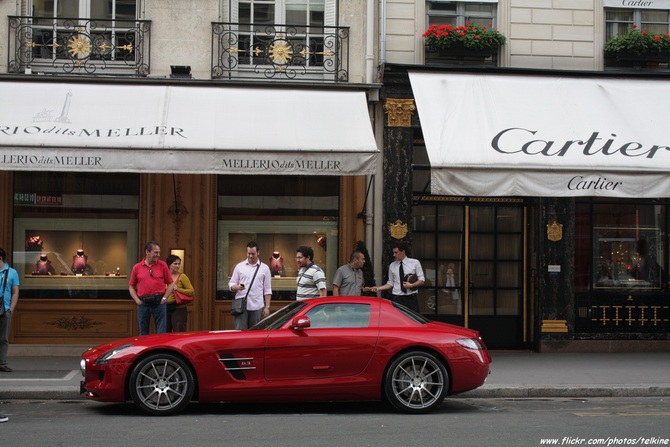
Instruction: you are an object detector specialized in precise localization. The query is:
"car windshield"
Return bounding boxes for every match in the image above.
[249,301,308,330]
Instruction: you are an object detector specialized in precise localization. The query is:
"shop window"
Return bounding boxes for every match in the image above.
[12,172,140,298]
[217,175,339,300]
[576,200,666,292]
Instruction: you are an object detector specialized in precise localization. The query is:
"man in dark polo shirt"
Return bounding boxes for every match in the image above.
[129,241,174,335]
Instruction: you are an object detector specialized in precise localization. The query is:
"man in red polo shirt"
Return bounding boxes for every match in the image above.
[129,241,173,335]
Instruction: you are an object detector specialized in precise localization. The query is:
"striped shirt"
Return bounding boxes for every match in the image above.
[296,263,326,300]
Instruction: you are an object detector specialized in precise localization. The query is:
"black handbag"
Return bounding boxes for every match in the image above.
[230,297,246,316]
[231,263,260,316]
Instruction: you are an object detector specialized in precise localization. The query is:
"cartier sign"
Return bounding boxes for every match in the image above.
[409,71,670,198]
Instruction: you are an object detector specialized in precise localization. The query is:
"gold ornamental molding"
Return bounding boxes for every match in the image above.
[384,98,415,128]
[547,219,563,242]
[541,319,568,333]
[389,219,408,240]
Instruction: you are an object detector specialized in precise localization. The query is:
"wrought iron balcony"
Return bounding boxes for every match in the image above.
[7,16,151,76]
[212,22,349,82]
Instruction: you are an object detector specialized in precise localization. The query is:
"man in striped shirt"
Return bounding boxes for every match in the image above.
[295,246,327,300]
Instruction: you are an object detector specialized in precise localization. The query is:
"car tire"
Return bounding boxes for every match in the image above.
[128,352,195,416]
[383,350,449,414]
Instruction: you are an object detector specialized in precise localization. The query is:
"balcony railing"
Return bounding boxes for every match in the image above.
[212,22,349,82]
[8,16,151,76]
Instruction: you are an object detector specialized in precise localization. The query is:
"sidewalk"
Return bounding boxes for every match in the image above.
[0,346,669,400]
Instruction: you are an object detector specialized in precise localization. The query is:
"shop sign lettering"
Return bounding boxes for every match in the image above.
[220,158,342,172]
[1,154,103,167]
[0,125,187,139]
[491,128,670,160]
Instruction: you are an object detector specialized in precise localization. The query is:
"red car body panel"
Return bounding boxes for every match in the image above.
[81,297,491,408]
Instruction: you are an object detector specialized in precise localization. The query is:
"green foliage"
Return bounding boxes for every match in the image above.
[423,22,506,52]
[604,26,670,55]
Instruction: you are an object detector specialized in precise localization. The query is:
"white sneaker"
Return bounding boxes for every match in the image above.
[0,415,8,423]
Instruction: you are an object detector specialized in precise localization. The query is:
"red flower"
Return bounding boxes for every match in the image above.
[655,35,661,41]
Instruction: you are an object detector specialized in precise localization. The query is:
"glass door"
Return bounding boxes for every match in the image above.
[414,202,528,349]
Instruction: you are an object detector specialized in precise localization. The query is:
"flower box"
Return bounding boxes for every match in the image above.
[423,23,506,56]
[427,44,494,60]
[604,25,670,62]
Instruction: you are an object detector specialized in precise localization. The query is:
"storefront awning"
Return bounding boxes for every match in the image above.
[409,71,670,198]
[0,80,378,176]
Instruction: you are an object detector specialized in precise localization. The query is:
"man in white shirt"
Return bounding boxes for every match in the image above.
[229,242,272,329]
[372,242,425,312]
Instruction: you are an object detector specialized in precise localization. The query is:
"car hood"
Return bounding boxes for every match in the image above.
[425,320,483,339]
[81,330,241,358]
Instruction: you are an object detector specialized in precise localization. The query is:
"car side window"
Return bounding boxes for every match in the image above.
[305,303,371,328]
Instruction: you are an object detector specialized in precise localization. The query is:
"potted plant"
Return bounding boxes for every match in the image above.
[604,25,670,64]
[422,22,506,59]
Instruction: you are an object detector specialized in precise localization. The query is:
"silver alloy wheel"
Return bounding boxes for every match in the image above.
[129,353,194,415]
[384,351,448,414]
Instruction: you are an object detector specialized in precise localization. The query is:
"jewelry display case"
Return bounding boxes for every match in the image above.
[593,226,662,289]
[217,220,338,295]
[13,218,138,291]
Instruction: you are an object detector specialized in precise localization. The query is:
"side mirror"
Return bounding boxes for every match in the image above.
[291,316,311,330]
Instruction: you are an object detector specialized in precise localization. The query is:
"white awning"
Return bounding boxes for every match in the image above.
[409,71,670,198]
[0,81,378,176]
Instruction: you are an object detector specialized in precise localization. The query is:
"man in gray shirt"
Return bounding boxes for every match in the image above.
[332,250,368,296]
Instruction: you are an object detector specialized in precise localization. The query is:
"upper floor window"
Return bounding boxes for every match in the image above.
[233,0,330,26]
[426,0,497,28]
[214,0,347,81]
[15,1,148,75]
[604,6,670,70]
[425,1,499,65]
[32,0,137,20]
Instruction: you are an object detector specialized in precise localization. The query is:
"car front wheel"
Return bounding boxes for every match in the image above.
[128,352,195,415]
[384,351,449,414]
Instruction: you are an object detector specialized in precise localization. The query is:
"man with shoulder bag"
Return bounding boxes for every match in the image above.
[229,242,272,330]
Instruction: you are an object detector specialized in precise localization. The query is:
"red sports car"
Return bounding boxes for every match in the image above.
[80,297,490,415]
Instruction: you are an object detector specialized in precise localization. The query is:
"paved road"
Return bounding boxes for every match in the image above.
[0,397,669,447]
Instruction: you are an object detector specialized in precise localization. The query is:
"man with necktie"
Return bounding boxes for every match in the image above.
[371,241,425,312]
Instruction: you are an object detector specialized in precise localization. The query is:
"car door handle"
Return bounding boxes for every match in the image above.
[313,365,332,371]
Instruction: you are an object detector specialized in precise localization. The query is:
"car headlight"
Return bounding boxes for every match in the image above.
[456,338,484,350]
[80,358,86,377]
[95,344,134,365]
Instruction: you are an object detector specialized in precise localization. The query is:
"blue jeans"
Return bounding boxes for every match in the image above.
[137,303,166,335]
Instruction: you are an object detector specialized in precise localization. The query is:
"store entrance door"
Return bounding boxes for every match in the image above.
[414,202,529,350]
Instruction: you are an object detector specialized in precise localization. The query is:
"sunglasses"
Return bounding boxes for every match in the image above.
[149,267,153,277]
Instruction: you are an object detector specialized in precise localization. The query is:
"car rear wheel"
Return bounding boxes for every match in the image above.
[128,352,195,415]
[384,351,449,414]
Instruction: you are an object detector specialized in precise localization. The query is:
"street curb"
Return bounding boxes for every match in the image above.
[4,385,670,401]
[0,386,85,400]
[462,385,670,398]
